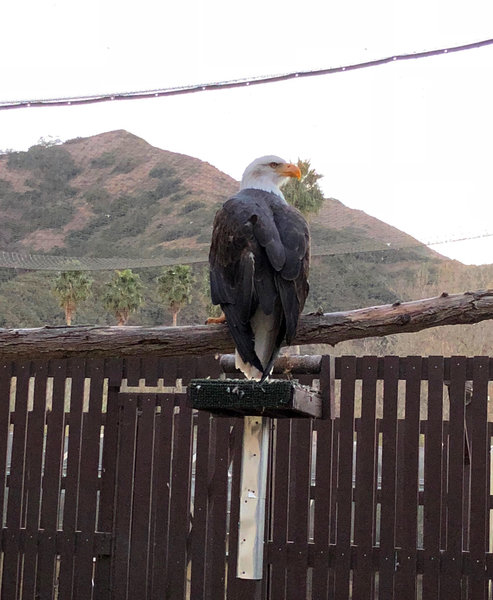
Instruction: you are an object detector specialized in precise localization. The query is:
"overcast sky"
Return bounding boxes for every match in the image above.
[2,0,493,265]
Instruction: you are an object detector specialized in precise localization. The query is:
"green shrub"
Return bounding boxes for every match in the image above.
[112,156,141,174]
[0,179,13,195]
[7,145,80,183]
[180,200,206,214]
[149,164,175,179]
[155,178,182,198]
[90,152,117,168]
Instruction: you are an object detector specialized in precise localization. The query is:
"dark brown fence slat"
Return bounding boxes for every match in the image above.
[379,356,400,600]
[0,362,12,533]
[327,417,339,597]
[190,410,213,599]
[197,354,222,381]
[334,355,356,600]
[22,360,49,599]
[37,359,67,597]
[268,418,291,600]
[395,419,406,547]
[440,356,467,600]
[286,418,312,600]
[352,355,378,599]
[205,416,230,598]
[166,392,194,599]
[142,356,160,387]
[161,356,178,388]
[2,360,31,599]
[149,349,180,594]
[58,358,86,599]
[395,356,422,599]
[468,356,489,599]
[149,394,175,600]
[422,356,444,599]
[93,381,120,600]
[104,357,124,386]
[440,420,449,552]
[177,355,199,385]
[226,420,263,600]
[112,393,138,600]
[312,356,335,600]
[191,354,226,597]
[74,359,105,599]
[128,394,156,599]
[225,419,247,599]
[125,357,141,387]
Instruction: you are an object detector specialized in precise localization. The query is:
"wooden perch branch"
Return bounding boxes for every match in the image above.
[0,289,492,360]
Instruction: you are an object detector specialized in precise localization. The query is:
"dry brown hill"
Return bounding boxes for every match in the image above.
[0,129,440,262]
[0,130,238,255]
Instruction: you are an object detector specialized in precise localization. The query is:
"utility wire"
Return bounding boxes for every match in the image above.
[1,38,493,111]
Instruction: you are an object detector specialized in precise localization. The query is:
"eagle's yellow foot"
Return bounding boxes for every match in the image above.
[205,312,226,325]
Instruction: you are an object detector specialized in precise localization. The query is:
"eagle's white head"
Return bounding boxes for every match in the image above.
[240,155,301,199]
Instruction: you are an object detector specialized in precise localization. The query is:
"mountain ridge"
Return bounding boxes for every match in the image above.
[0,129,444,262]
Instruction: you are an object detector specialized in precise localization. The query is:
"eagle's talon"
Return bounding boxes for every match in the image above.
[205,313,227,325]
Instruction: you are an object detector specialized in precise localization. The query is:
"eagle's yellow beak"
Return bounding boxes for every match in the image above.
[279,163,302,179]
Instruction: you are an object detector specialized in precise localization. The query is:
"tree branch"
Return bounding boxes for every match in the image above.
[0,289,491,360]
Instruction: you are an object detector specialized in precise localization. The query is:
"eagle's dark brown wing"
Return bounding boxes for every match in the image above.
[209,188,310,378]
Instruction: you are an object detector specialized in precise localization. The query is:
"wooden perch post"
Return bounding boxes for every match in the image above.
[0,289,491,360]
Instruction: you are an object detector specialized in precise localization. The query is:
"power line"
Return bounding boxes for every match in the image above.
[0,231,491,271]
[1,38,493,111]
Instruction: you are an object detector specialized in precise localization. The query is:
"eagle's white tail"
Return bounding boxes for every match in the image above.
[235,308,279,380]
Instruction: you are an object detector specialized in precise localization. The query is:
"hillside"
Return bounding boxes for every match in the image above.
[0,129,438,262]
[0,130,235,258]
[0,130,492,356]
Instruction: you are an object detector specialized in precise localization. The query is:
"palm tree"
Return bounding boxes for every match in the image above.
[157,265,193,326]
[282,159,324,357]
[282,158,325,218]
[103,269,143,326]
[52,270,92,325]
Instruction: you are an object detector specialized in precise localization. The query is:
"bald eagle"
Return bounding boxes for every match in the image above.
[209,156,310,381]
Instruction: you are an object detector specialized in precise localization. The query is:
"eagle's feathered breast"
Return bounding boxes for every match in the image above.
[209,188,310,379]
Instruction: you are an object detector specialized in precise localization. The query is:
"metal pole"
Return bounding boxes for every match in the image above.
[237,416,270,579]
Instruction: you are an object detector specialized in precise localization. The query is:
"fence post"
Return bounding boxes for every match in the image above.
[237,416,271,579]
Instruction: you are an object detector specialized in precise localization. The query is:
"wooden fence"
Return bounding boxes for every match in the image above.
[0,354,491,599]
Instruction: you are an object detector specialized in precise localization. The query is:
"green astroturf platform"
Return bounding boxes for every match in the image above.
[188,378,321,418]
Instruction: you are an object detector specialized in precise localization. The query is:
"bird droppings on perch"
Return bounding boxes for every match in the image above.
[188,378,322,418]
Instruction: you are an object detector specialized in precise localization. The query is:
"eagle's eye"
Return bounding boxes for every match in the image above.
[269,161,280,168]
